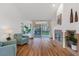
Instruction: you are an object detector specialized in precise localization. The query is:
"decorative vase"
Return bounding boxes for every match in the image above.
[70,9,73,23]
[71,44,77,51]
[75,11,78,22]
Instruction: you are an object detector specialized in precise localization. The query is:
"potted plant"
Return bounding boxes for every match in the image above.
[24,25,31,34]
[68,31,77,50]
[70,36,77,50]
[65,31,77,50]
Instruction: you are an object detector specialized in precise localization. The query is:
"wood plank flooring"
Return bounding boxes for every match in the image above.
[17,37,73,56]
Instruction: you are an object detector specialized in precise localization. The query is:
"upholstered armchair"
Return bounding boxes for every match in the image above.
[14,33,29,45]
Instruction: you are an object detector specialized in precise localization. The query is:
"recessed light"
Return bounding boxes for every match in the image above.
[52,4,55,7]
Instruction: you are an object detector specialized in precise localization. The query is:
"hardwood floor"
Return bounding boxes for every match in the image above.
[17,37,73,56]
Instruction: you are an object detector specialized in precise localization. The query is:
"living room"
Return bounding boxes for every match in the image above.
[0,3,79,56]
[0,3,57,56]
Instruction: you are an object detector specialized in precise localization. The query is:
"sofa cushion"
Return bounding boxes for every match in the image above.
[0,44,16,56]
[2,39,16,46]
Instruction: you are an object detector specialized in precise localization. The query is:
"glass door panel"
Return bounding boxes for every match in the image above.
[41,24,50,37]
[34,21,50,38]
[34,24,41,37]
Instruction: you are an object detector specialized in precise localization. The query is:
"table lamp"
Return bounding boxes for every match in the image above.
[2,26,13,41]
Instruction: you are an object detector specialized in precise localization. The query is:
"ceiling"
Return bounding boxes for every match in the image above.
[0,3,60,21]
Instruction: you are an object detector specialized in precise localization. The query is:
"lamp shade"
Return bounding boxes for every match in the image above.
[2,26,12,34]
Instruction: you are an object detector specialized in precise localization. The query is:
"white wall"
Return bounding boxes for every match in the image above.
[53,3,79,48]
[54,3,79,32]
[0,4,35,41]
[0,20,32,41]
[0,17,32,41]
[62,3,79,33]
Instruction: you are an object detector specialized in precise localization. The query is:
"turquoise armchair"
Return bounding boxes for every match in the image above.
[14,33,29,45]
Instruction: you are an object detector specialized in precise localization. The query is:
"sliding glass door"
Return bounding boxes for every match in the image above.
[34,24,41,37]
[41,24,50,37]
[34,23,50,38]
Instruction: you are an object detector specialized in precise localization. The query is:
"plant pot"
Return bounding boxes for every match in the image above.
[71,44,77,50]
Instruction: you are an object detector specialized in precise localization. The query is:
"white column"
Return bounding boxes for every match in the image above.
[62,30,66,48]
[52,29,55,40]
